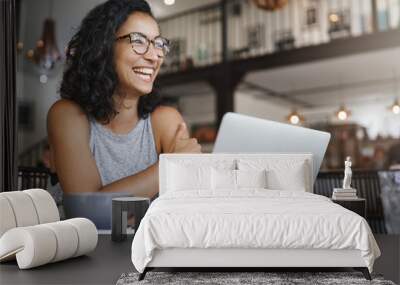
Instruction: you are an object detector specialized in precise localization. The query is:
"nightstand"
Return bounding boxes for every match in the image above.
[112,197,150,242]
[331,198,366,218]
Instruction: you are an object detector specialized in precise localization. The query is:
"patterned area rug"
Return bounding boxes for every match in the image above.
[116,271,396,285]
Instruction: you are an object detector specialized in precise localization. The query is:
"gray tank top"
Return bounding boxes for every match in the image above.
[89,115,158,186]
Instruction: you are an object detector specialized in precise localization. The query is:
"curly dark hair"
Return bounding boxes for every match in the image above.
[60,0,162,123]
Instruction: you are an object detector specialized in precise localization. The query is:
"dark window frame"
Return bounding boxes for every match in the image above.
[1,0,18,192]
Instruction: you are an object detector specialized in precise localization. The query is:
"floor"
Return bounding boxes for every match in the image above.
[0,234,398,285]
[373,234,400,284]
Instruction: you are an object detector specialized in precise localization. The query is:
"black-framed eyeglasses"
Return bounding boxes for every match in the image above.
[115,32,170,58]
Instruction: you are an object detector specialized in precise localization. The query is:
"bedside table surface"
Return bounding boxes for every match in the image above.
[113,197,150,202]
[331,198,366,201]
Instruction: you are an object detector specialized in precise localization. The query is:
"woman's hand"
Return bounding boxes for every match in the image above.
[167,123,202,153]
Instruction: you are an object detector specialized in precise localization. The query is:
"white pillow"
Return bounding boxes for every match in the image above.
[167,163,212,191]
[238,159,308,191]
[212,168,268,190]
[267,162,306,191]
[212,168,236,190]
[236,169,267,189]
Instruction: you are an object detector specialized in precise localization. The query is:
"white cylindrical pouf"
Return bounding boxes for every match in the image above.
[24,189,60,223]
[0,218,97,269]
[0,226,57,269]
[65,218,98,257]
[1,192,39,227]
[0,195,17,237]
[42,221,79,262]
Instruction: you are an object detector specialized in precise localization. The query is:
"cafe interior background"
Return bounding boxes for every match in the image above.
[1,1,399,283]
[16,0,400,173]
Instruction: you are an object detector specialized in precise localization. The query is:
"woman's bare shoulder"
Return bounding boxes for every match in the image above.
[152,105,181,117]
[48,99,87,119]
[151,106,185,153]
[47,99,89,130]
[151,105,184,133]
[47,99,101,192]
[47,99,90,140]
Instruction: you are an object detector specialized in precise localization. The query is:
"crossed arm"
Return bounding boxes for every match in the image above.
[47,99,200,198]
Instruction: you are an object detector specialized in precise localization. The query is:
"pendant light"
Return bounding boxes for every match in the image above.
[390,98,400,114]
[286,109,304,125]
[26,0,61,80]
[389,75,400,115]
[336,105,351,121]
[164,0,175,5]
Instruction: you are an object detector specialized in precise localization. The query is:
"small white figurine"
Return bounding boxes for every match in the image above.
[343,156,352,189]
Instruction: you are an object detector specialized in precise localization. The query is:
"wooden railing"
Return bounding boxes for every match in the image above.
[17,166,50,191]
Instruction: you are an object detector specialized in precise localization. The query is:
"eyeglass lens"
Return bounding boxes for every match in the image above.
[130,33,169,57]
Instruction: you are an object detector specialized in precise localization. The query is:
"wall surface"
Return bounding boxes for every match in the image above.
[234,91,290,122]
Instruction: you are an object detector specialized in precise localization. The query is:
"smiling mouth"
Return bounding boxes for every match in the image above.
[132,67,154,82]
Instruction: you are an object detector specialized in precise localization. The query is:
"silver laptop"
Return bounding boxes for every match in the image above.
[213,112,331,182]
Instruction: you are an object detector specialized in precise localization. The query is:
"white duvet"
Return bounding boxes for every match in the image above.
[131,190,380,273]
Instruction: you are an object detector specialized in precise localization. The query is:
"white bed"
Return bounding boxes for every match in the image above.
[131,154,380,280]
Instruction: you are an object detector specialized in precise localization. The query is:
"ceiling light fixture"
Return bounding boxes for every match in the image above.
[16,41,24,53]
[286,109,304,125]
[329,13,339,23]
[25,0,62,82]
[28,18,62,72]
[164,0,175,5]
[336,105,351,121]
[390,99,400,114]
[40,74,48,84]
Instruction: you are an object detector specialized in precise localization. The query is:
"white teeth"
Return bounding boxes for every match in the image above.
[132,67,154,75]
[136,73,151,81]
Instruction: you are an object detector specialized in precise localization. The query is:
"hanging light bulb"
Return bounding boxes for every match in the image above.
[16,41,24,53]
[336,105,351,121]
[164,0,175,5]
[286,109,304,125]
[337,110,348,120]
[329,13,339,23]
[40,74,48,84]
[390,99,400,114]
[26,49,34,59]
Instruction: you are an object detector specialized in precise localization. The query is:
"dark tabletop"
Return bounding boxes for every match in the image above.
[0,234,134,285]
[1,234,398,285]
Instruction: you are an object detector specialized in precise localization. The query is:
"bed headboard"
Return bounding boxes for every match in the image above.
[159,153,314,195]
